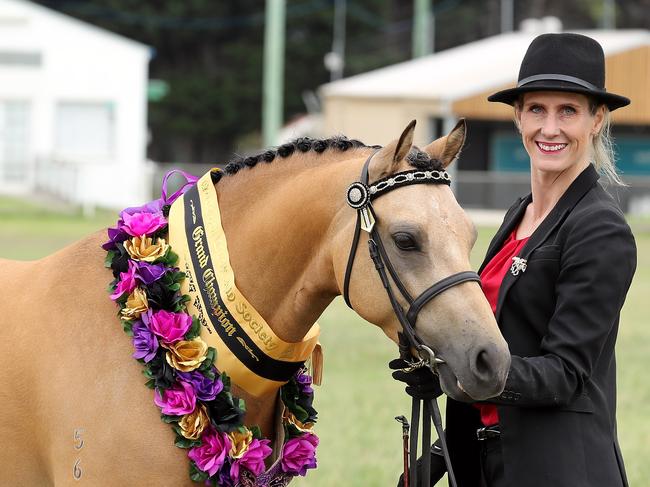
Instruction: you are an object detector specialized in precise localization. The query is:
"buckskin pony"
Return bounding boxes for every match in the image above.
[0,120,510,486]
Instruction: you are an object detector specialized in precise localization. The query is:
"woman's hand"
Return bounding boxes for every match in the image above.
[388,358,443,400]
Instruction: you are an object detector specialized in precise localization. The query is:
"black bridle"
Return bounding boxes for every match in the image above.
[342,150,481,487]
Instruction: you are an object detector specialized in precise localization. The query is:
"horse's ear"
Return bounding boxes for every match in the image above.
[422,119,466,168]
[369,120,416,180]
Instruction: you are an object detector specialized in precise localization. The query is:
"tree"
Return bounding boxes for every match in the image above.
[33,0,650,163]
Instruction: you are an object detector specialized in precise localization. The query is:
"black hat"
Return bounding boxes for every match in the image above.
[488,33,630,111]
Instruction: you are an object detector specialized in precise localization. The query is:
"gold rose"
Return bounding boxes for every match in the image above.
[164,337,208,372]
[179,404,210,440]
[228,429,253,459]
[125,236,169,263]
[283,410,314,433]
[121,287,149,319]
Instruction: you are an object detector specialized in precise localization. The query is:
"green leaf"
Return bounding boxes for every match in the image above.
[166,249,179,265]
[121,320,134,335]
[161,414,180,424]
[175,434,202,449]
[144,378,156,389]
[104,250,116,268]
[199,348,216,371]
[221,372,231,389]
[156,247,178,266]
[189,462,209,482]
[172,271,186,283]
[202,367,216,380]
[285,423,303,439]
[185,316,201,340]
[250,425,262,439]
[292,405,309,423]
[237,398,246,413]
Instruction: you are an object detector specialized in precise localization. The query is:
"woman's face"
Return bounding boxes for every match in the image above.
[516,91,604,177]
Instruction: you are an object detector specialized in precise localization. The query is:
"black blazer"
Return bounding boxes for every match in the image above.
[446,165,636,487]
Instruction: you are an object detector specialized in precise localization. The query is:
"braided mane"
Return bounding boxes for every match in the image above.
[214,135,443,183]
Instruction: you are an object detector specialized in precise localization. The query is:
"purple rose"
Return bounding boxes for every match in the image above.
[135,261,167,284]
[102,199,165,251]
[216,459,235,487]
[177,369,223,402]
[102,225,129,251]
[148,309,193,343]
[120,211,167,237]
[154,380,196,416]
[132,320,159,362]
[295,372,314,395]
[110,260,138,300]
[188,428,231,477]
[230,438,272,481]
[280,433,319,476]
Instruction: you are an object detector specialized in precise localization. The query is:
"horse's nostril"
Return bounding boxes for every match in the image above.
[474,350,492,379]
[470,345,499,383]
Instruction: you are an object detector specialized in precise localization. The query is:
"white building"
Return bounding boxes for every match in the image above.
[0,0,151,209]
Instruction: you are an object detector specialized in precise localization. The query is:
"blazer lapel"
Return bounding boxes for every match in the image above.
[494,165,600,322]
[478,196,530,275]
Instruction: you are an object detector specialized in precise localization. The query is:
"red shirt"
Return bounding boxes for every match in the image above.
[475,229,529,426]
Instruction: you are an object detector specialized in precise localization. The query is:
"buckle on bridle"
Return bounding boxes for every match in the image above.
[397,345,446,373]
[417,344,446,373]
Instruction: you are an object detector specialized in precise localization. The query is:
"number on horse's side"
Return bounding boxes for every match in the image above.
[0,121,510,485]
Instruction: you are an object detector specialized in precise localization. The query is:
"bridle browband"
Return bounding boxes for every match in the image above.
[342,150,481,487]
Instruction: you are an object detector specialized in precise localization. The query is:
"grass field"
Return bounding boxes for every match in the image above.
[1,195,648,486]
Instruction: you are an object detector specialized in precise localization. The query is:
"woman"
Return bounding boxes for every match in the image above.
[396,33,636,487]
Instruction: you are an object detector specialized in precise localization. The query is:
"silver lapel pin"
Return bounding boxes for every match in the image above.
[510,256,527,276]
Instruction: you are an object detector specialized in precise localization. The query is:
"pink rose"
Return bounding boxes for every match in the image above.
[120,211,167,237]
[110,260,138,301]
[188,428,232,477]
[230,438,272,481]
[280,433,319,476]
[154,381,196,416]
[148,309,193,343]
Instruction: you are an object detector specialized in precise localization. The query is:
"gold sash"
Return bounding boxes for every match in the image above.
[168,171,320,397]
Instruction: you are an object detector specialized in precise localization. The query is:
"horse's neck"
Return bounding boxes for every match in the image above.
[207,154,363,443]
[214,152,363,342]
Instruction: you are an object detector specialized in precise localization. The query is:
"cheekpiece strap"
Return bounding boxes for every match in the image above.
[343,152,452,310]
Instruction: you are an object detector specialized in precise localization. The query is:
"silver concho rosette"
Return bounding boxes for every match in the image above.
[346,182,370,209]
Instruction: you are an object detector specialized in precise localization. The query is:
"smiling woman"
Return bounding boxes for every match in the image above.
[402,33,638,487]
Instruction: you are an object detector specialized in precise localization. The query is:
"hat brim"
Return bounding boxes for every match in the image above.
[488,79,630,111]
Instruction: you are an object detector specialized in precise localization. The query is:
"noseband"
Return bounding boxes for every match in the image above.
[342,150,481,487]
[343,150,480,362]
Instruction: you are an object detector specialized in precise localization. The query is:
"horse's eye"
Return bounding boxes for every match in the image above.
[393,232,419,251]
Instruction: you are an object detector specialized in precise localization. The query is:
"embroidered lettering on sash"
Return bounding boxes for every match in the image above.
[168,173,320,396]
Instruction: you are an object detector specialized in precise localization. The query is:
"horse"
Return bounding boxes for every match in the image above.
[0,120,510,486]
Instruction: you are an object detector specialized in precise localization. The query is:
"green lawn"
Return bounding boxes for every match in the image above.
[1,196,648,486]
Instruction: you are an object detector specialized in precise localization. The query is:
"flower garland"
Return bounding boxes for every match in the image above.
[103,178,319,486]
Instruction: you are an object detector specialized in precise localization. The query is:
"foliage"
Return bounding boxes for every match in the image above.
[30,0,650,165]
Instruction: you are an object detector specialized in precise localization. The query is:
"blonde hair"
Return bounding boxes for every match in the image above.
[513,96,625,186]
[591,106,625,186]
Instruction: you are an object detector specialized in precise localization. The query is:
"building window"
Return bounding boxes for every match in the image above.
[0,51,41,67]
[491,132,529,172]
[0,100,30,183]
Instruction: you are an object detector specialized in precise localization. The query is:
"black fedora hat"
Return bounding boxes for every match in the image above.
[488,33,630,111]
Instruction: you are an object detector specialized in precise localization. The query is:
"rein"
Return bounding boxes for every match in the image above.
[342,151,481,487]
